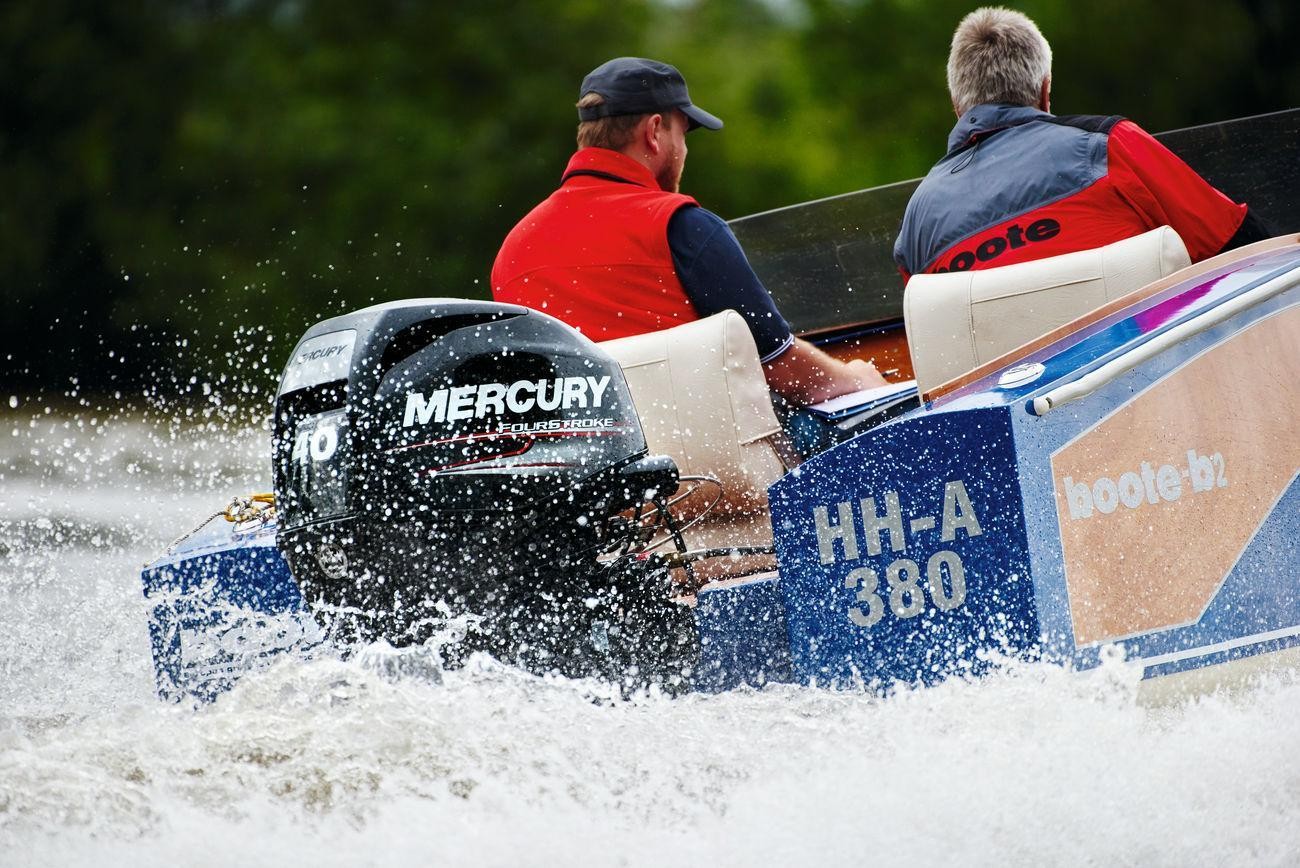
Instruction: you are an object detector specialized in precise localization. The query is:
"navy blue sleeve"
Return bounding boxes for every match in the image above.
[668,206,794,362]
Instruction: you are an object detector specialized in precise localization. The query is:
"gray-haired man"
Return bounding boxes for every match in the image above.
[894,7,1268,281]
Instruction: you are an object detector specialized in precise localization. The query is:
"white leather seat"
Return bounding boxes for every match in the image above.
[600,311,791,580]
[904,226,1191,393]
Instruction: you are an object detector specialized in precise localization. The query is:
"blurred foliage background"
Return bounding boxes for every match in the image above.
[2,0,1297,398]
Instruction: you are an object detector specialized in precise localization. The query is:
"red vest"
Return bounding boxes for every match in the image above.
[492,148,700,341]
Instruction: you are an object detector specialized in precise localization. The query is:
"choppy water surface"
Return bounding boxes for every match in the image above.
[3,406,1299,867]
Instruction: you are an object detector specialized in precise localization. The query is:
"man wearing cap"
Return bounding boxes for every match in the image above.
[493,57,883,405]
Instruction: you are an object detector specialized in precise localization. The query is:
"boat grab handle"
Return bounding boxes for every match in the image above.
[1030,263,1300,416]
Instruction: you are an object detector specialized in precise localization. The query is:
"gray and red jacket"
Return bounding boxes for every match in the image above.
[893,104,1253,280]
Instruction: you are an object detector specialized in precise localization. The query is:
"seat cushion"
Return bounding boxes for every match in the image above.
[904,226,1191,392]
[600,311,787,515]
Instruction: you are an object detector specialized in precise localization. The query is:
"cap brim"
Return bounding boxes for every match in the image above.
[680,103,723,131]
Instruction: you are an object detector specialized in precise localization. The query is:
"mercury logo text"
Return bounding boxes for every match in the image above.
[403,376,611,427]
[295,344,349,365]
[1061,449,1227,520]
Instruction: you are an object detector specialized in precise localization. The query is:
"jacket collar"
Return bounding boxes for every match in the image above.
[562,147,661,190]
[946,103,1053,155]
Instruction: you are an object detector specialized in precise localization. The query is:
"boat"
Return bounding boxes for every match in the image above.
[142,109,1300,702]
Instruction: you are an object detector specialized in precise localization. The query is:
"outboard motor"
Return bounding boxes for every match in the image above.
[272,299,694,686]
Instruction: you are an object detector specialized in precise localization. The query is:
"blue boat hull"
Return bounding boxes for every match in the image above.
[142,241,1300,700]
[703,241,1300,691]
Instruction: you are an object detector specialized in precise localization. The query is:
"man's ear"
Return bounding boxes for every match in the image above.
[643,113,664,155]
[1039,76,1051,112]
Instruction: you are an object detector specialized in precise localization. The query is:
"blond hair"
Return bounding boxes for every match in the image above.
[576,93,645,150]
[947,7,1052,116]
[575,93,679,150]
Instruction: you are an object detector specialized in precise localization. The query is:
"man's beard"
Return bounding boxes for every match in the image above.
[656,147,684,192]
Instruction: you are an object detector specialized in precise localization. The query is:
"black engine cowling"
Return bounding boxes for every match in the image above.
[271,299,694,685]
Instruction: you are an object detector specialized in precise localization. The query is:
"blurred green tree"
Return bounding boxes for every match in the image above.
[0,0,1295,396]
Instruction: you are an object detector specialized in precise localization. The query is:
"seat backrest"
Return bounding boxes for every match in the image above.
[599,311,787,515]
[904,227,1191,393]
